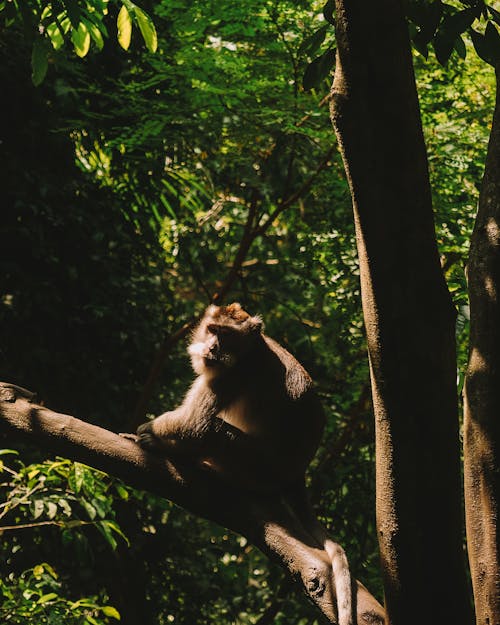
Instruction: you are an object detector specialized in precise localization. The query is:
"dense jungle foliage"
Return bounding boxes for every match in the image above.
[0,1,496,623]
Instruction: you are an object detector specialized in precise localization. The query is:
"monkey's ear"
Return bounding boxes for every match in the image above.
[247,315,263,333]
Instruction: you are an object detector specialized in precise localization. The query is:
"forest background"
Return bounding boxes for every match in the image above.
[0,0,496,623]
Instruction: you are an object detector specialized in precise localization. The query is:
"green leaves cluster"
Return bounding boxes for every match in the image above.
[0,0,157,85]
[0,563,120,625]
[0,452,128,623]
[116,0,157,53]
[0,453,129,550]
[1,0,496,621]
[300,0,336,91]
[406,0,500,65]
[300,0,500,92]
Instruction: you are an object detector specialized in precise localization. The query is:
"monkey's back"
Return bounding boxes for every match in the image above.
[212,334,325,490]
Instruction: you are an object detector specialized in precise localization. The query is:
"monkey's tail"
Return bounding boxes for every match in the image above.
[324,538,353,625]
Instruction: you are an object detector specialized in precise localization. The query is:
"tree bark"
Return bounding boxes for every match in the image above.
[330,2,473,624]
[0,382,385,625]
[463,68,500,625]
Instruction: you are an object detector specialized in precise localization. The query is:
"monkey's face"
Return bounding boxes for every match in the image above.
[188,303,262,376]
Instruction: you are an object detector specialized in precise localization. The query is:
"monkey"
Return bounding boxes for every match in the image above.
[137,303,353,625]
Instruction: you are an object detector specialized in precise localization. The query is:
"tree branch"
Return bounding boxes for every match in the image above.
[0,382,384,625]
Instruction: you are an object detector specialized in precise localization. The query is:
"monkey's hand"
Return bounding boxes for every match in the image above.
[136,417,204,459]
[136,420,167,453]
[119,432,140,443]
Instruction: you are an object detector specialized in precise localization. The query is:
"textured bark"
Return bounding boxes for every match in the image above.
[330,2,473,624]
[0,382,385,625]
[463,69,500,625]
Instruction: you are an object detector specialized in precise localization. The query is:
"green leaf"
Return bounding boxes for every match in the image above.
[46,501,58,519]
[97,520,118,550]
[323,0,335,26]
[302,48,335,91]
[470,25,500,66]
[70,463,85,493]
[91,497,107,519]
[71,21,91,57]
[101,606,121,620]
[412,31,429,58]
[58,498,72,516]
[82,500,97,520]
[299,25,328,56]
[416,0,443,43]
[454,35,466,59]
[65,0,81,29]
[32,498,45,519]
[42,562,58,579]
[488,6,500,27]
[433,30,455,64]
[117,5,132,51]
[47,20,65,50]
[484,21,500,61]
[114,483,129,500]
[31,37,49,86]
[441,8,476,38]
[83,18,104,51]
[38,593,58,604]
[133,6,157,53]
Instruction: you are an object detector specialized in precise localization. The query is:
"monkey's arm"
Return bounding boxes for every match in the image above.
[0,383,385,625]
[137,376,220,453]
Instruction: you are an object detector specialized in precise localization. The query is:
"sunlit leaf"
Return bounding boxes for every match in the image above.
[46,501,58,519]
[83,18,105,51]
[101,606,121,619]
[71,22,91,57]
[117,5,132,51]
[133,6,157,53]
[82,500,97,520]
[38,592,58,604]
[488,5,500,26]
[32,499,45,519]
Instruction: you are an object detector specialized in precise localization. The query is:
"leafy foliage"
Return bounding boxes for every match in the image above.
[0,0,496,622]
[0,452,125,623]
[0,0,157,84]
[405,0,500,66]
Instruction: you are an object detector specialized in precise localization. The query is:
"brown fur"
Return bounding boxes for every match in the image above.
[136,303,353,625]
[137,302,322,489]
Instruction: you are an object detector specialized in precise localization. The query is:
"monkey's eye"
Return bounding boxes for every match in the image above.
[207,324,233,336]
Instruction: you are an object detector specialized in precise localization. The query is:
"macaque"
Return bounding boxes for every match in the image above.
[137,303,353,625]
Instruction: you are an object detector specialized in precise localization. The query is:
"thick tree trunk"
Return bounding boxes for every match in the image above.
[0,383,384,625]
[330,2,473,624]
[463,69,500,625]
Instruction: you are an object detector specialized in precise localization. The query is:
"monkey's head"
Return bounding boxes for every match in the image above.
[188,303,263,375]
